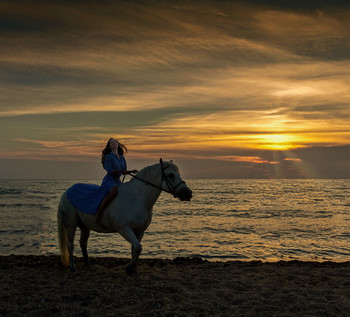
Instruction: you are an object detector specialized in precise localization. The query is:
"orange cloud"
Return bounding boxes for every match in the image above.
[215,156,278,164]
[284,158,303,163]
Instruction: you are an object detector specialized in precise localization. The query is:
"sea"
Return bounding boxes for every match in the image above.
[0,179,349,262]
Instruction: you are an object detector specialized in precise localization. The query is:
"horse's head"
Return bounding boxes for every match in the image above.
[160,159,192,201]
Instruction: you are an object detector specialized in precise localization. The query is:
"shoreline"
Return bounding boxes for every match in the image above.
[2,253,350,263]
[2,253,349,263]
[1,255,350,316]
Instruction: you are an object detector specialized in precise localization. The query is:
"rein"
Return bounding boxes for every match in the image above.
[128,159,185,197]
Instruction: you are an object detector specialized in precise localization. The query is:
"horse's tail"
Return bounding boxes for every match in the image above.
[57,193,70,267]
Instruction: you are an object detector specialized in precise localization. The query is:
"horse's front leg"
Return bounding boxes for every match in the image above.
[130,231,144,274]
[119,227,143,276]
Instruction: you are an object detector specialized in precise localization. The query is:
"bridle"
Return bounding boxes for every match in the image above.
[128,158,186,197]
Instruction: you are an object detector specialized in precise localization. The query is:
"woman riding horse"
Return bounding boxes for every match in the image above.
[66,138,137,223]
[58,159,192,274]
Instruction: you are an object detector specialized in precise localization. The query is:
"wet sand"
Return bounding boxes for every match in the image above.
[1,255,350,316]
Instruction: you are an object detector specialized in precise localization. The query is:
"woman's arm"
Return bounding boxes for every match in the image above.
[111,156,137,175]
[105,155,137,176]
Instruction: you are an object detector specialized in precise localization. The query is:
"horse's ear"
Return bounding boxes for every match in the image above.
[160,158,163,164]
[170,160,173,163]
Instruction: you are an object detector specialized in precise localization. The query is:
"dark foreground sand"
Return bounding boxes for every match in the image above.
[1,255,350,316]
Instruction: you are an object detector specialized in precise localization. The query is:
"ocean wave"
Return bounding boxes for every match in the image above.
[191,254,250,260]
[0,189,22,195]
[0,203,50,209]
[1,229,32,234]
[29,190,52,194]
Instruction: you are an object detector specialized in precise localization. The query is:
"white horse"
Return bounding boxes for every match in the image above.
[57,159,192,275]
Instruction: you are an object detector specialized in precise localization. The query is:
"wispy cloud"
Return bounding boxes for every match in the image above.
[0,0,349,177]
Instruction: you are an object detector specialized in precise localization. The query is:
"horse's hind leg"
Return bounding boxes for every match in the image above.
[80,227,91,266]
[67,226,78,272]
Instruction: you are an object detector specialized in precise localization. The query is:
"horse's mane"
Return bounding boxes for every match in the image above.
[129,161,179,183]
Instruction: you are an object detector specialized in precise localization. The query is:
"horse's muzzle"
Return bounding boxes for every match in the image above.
[177,187,192,201]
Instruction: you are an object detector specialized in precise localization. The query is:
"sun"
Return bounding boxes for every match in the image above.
[254,133,302,150]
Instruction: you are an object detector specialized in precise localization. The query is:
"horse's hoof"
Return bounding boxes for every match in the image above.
[70,265,78,272]
[84,260,91,267]
[125,264,133,275]
[125,264,137,276]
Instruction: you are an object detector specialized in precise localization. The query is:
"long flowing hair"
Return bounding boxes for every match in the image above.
[101,138,128,168]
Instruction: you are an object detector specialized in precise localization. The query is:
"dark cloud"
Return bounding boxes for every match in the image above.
[239,0,350,10]
[176,145,350,179]
[269,104,350,122]
[293,145,350,178]
[0,108,194,132]
[0,158,104,179]
[0,107,219,146]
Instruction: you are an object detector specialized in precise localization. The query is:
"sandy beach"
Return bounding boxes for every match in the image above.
[1,255,349,316]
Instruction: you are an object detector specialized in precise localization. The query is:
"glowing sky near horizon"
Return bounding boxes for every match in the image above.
[0,0,349,178]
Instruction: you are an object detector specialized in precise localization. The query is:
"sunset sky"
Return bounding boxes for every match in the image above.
[0,0,349,179]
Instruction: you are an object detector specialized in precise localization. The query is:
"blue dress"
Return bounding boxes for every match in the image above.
[66,153,127,214]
